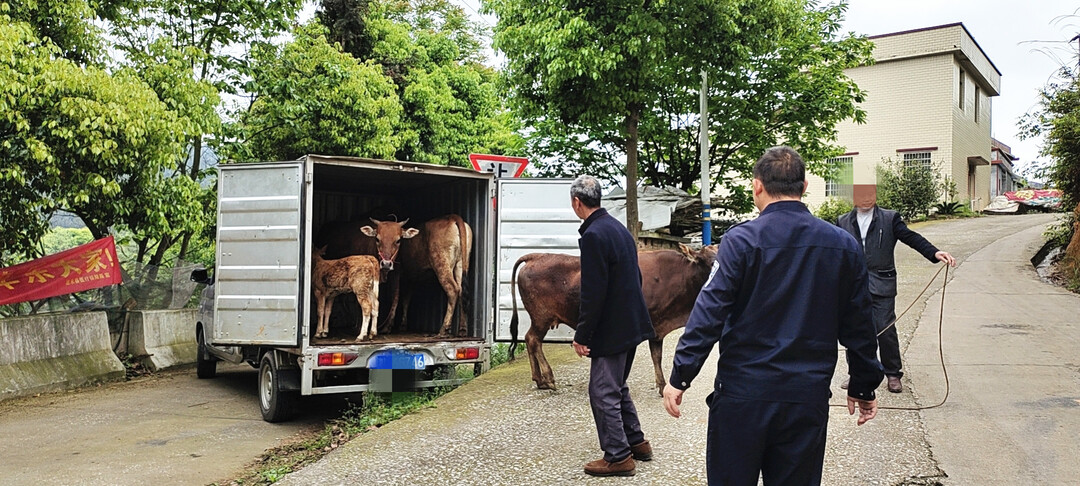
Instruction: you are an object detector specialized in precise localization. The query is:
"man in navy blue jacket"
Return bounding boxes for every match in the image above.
[570,175,656,477]
[662,147,883,485]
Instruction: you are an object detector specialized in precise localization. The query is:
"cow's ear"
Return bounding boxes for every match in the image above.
[403,228,420,239]
[360,226,377,237]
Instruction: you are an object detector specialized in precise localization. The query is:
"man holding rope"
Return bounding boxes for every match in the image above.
[837,186,957,393]
[663,146,884,485]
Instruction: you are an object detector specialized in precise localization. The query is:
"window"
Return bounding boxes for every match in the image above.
[825,156,853,199]
[975,86,981,123]
[903,151,933,171]
[958,69,965,110]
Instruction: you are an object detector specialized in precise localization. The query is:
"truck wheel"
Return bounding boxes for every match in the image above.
[195,329,218,379]
[259,352,297,423]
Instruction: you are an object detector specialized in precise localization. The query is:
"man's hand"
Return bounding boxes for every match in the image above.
[662,384,684,418]
[935,251,957,267]
[572,341,590,357]
[846,396,877,426]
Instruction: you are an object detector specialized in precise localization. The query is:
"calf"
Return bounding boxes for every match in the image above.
[361,214,472,337]
[312,247,381,342]
[508,244,718,394]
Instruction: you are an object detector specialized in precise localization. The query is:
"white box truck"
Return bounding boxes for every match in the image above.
[191,155,579,422]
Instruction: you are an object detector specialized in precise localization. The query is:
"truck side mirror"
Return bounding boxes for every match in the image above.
[190,268,213,284]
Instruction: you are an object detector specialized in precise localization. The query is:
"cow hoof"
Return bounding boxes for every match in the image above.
[536,382,556,391]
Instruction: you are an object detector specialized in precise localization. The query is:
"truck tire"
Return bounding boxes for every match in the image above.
[259,352,297,423]
[195,329,218,379]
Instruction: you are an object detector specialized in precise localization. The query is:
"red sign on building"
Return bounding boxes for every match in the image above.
[0,236,124,306]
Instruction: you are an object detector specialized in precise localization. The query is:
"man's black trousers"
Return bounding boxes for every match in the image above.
[707,394,829,486]
[588,349,645,462]
[871,294,902,377]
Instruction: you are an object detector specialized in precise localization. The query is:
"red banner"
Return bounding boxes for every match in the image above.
[0,236,124,306]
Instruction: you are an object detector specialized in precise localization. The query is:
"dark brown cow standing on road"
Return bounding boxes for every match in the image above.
[509,244,718,394]
[361,215,473,337]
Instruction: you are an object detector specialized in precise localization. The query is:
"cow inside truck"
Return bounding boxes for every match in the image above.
[308,160,490,345]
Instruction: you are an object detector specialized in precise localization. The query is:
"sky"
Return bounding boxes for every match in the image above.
[451,0,1080,175]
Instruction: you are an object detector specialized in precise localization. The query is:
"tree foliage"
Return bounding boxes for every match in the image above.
[876,158,942,221]
[231,0,521,166]
[0,20,197,264]
[1020,66,1080,210]
[488,0,872,218]
[233,23,404,161]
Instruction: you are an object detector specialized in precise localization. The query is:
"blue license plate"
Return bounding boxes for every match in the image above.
[368,350,427,370]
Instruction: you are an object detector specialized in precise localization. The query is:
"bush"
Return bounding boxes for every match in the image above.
[933,201,964,216]
[814,197,853,224]
[877,158,942,220]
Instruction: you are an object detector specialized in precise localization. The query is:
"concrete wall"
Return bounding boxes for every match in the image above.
[127,310,197,372]
[0,312,125,401]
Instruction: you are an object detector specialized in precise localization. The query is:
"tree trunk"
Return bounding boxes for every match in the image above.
[190,136,203,178]
[624,109,641,243]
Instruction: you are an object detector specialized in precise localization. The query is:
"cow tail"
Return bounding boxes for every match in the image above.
[508,254,530,361]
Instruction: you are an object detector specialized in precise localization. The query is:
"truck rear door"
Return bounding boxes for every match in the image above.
[494,179,579,342]
[212,162,305,346]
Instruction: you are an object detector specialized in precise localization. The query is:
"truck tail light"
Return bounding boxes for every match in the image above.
[317,352,358,366]
[455,347,480,360]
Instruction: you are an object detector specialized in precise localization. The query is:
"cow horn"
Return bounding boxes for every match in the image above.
[399,218,409,226]
[370,217,382,225]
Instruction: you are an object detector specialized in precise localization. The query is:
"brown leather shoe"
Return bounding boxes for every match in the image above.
[584,456,636,477]
[887,376,902,393]
[631,440,652,461]
[840,378,849,390]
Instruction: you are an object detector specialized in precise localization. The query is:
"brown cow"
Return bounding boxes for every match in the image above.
[312,247,381,342]
[361,214,473,337]
[508,244,718,394]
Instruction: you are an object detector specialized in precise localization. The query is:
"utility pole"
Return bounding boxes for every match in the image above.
[700,70,712,245]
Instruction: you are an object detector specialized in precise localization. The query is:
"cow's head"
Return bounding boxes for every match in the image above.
[678,243,718,267]
[359,218,420,274]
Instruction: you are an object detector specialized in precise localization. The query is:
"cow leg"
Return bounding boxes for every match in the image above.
[431,256,463,338]
[453,257,467,337]
[397,283,414,334]
[378,272,400,334]
[314,291,325,338]
[369,283,380,339]
[525,323,556,390]
[354,292,369,342]
[649,338,666,396]
[318,294,332,338]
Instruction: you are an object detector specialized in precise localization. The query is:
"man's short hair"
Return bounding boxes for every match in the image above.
[571,175,602,208]
[753,146,806,198]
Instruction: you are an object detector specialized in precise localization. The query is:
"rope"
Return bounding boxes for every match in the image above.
[832,264,951,412]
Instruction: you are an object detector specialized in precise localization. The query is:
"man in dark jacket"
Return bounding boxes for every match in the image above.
[570,175,656,477]
[663,147,883,485]
[837,186,956,393]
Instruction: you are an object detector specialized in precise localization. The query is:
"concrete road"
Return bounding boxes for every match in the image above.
[0,363,359,485]
[906,215,1080,484]
[278,213,1069,485]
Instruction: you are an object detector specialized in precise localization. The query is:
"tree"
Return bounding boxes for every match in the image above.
[876,158,941,221]
[1020,66,1080,210]
[0,20,191,264]
[487,0,869,228]
[230,23,404,162]
[318,0,522,166]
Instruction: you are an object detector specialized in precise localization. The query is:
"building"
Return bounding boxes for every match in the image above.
[806,23,1001,212]
[990,138,1022,197]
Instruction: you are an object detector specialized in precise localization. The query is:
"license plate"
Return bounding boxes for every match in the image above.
[368,350,428,370]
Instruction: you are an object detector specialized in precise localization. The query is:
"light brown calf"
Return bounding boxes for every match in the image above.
[312,247,381,342]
